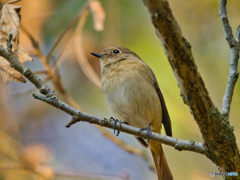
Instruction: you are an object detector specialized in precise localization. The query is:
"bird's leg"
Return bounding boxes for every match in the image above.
[110,117,121,136]
[139,125,152,145]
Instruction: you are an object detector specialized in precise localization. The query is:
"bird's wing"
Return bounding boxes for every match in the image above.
[153,80,172,137]
[139,60,172,137]
[136,78,172,147]
[146,65,172,137]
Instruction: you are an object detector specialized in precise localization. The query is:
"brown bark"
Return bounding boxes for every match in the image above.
[142,0,240,177]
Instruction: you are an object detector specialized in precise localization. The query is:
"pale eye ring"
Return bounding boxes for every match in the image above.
[113,49,120,54]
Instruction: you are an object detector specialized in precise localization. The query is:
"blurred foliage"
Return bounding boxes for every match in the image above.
[0,0,240,179]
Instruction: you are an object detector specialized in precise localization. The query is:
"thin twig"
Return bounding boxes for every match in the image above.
[219,0,240,117]
[219,0,235,47]
[4,35,53,95]
[0,39,206,155]
[33,93,205,154]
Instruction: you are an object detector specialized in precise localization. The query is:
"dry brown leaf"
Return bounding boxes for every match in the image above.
[0,4,32,84]
[74,7,102,88]
[89,0,105,31]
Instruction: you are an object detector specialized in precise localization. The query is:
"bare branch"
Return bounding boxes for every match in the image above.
[219,0,235,47]
[0,37,206,155]
[219,0,240,117]
[3,36,53,95]
[32,92,205,154]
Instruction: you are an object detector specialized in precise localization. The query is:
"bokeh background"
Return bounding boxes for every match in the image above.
[1,0,240,179]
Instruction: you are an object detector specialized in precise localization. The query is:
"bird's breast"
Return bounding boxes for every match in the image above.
[101,61,162,130]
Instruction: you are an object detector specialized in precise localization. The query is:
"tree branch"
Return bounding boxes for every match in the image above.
[0,36,205,155]
[142,0,240,175]
[219,0,235,47]
[33,92,205,154]
[219,0,240,117]
[4,35,53,95]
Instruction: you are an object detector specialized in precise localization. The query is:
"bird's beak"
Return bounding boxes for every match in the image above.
[91,52,104,58]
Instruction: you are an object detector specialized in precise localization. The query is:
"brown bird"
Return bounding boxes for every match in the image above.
[91,46,173,180]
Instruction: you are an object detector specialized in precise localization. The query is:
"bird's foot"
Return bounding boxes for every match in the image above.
[110,117,121,136]
[139,125,152,145]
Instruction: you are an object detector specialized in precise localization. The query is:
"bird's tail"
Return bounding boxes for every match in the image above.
[149,141,173,180]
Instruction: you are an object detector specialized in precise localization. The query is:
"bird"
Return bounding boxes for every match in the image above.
[91,46,173,180]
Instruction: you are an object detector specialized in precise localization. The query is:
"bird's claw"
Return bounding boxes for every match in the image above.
[139,125,152,145]
[110,117,121,136]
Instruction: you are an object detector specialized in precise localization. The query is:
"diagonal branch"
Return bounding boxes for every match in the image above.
[142,0,240,175]
[0,36,206,155]
[219,0,240,118]
[34,92,205,154]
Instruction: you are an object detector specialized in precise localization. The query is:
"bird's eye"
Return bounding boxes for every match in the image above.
[113,49,120,54]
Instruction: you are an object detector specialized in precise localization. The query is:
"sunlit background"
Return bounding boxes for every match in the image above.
[1,0,240,179]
